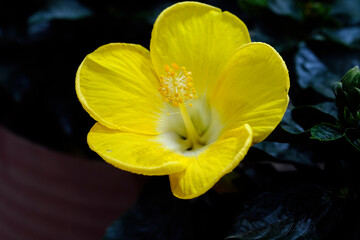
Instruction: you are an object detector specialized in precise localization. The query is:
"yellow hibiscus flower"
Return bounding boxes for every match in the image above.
[75,2,290,199]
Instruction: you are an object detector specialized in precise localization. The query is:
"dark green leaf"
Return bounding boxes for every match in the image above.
[333,81,343,96]
[292,105,338,130]
[250,0,268,7]
[341,66,360,91]
[343,106,357,125]
[344,128,360,151]
[226,185,335,240]
[335,66,360,126]
[310,123,344,141]
[237,0,268,10]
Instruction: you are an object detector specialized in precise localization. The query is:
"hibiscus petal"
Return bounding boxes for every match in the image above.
[169,124,253,199]
[210,42,290,143]
[76,43,162,134]
[88,123,188,175]
[150,2,250,94]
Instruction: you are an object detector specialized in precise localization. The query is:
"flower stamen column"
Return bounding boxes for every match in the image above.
[178,103,202,149]
[159,63,202,148]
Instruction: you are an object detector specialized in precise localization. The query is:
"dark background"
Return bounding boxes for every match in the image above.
[1,0,360,239]
[1,0,359,157]
[1,0,246,159]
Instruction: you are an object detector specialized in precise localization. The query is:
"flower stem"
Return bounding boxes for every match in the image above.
[179,103,202,148]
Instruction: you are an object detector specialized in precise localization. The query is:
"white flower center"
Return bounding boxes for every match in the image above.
[157,64,223,155]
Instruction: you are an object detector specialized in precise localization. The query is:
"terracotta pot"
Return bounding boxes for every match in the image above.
[0,125,146,240]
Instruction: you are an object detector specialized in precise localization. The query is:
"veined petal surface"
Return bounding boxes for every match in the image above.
[169,124,253,199]
[88,123,188,175]
[76,43,162,134]
[211,42,290,143]
[150,2,250,94]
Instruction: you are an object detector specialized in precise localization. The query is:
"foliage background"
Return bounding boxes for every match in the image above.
[1,0,360,239]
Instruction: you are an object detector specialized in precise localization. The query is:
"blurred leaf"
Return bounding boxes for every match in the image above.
[28,0,92,24]
[103,177,237,240]
[320,27,360,49]
[0,64,30,102]
[226,185,334,240]
[320,52,360,80]
[248,25,299,53]
[248,0,268,7]
[302,1,331,20]
[267,0,302,21]
[344,128,360,151]
[279,109,305,134]
[237,0,268,10]
[292,104,338,130]
[314,101,339,120]
[331,0,360,24]
[103,218,125,240]
[227,206,301,239]
[310,123,344,141]
[254,141,316,166]
[254,142,290,157]
[28,0,92,37]
[295,42,338,99]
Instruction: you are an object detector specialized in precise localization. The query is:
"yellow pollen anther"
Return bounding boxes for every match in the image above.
[159,64,202,147]
[171,63,179,70]
[159,63,197,107]
[164,64,171,72]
